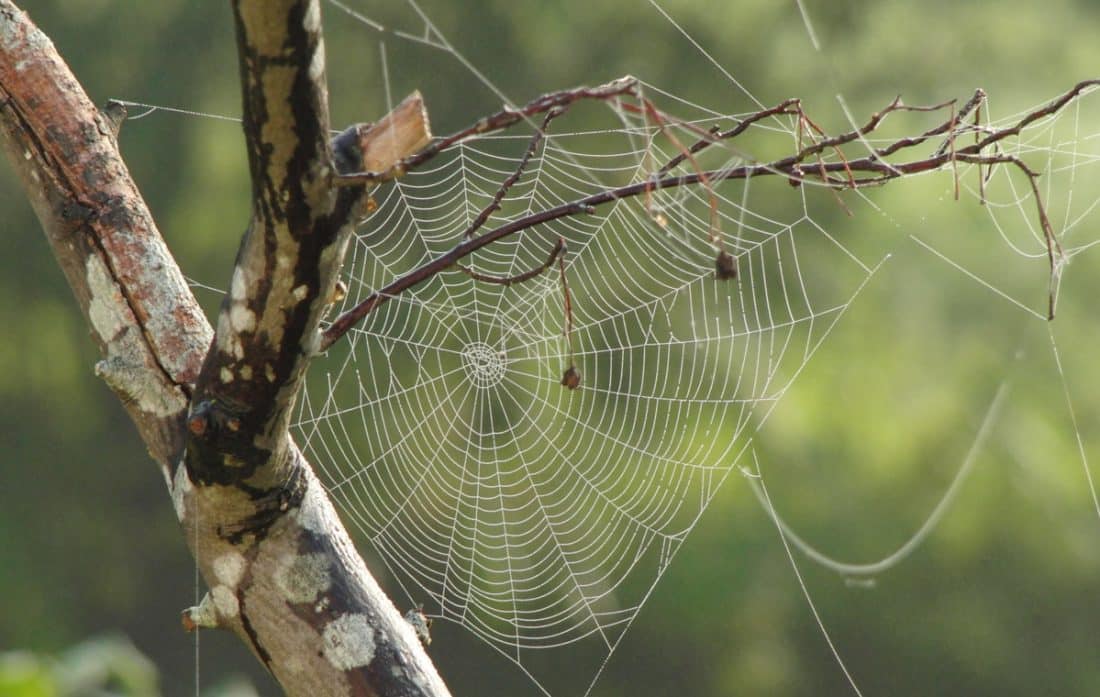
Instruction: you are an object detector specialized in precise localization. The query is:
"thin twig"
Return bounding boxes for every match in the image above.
[455,236,565,286]
[463,107,562,239]
[334,76,639,186]
[320,79,1099,348]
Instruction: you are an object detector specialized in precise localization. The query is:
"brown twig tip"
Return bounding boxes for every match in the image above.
[181,610,198,633]
[101,99,127,137]
[187,413,206,436]
[561,365,581,390]
[715,251,738,280]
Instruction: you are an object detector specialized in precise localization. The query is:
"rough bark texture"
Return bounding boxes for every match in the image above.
[0,1,448,695]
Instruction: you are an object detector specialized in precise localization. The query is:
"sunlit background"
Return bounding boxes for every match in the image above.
[2,1,1099,695]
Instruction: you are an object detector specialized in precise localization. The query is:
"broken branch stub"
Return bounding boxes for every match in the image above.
[358,91,432,174]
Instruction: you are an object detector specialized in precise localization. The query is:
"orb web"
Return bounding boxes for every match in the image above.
[292,82,878,692]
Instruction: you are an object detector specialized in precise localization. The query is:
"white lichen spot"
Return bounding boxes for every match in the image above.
[211,585,239,619]
[239,364,253,381]
[275,552,332,604]
[230,267,248,300]
[283,654,305,678]
[229,303,256,333]
[171,463,193,522]
[95,357,183,418]
[322,614,376,671]
[404,606,432,647]
[305,328,324,356]
[303,0,321,32]
[85,256,124,343]
[213,552,246,587]
[23,149,31,160]
[292,284,309,302]
[220,366,235,383]
[296,485,328,534]
[215,313,234,352]
[308,42,326,81]
[319,237,349,271]
[186,593,219,629]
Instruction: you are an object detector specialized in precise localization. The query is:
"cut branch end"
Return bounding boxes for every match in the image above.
[359,91,433,173]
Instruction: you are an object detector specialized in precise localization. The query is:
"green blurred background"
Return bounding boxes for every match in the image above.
[2,0,1099,695]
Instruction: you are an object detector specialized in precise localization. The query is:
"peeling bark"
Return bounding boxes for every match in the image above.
[0,1,449,695]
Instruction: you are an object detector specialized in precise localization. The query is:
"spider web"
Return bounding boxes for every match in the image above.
[292,72,882,691]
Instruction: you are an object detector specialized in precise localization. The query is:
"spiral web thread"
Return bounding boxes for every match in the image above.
[291,83,888,693]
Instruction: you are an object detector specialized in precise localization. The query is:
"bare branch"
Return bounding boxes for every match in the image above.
[2,1,449,694]
[462,107,562,239]
[334,75,639,186]
[0,0,210,473]
[179,1,450,694]
[322,78,1098,345]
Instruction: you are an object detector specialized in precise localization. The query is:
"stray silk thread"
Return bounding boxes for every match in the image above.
[193,495,200,697]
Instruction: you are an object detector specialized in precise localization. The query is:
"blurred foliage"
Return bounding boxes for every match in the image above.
[0,635,157,697]
[2,1,1099,696]
[0,635,257,697]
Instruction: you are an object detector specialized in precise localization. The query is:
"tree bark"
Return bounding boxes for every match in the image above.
[0,1,447,695]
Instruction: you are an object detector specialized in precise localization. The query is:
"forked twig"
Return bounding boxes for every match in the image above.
[463,107,562,239]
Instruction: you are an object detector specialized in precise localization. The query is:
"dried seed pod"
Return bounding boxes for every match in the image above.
[560,365,581,390]
[715,251,738,280]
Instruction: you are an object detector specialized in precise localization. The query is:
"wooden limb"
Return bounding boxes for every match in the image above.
[1,1,449,695]
[335,75,638,186]
[183,1,448,695]
[461,107,560,238]
[0,0,210,475]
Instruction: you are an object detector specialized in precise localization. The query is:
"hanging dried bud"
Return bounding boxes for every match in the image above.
[561,365,581,390]
[715,251,738,280]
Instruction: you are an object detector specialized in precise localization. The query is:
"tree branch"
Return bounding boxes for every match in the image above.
[321,78,1099,347]
[0,1,447,695]
[0,0,209,477]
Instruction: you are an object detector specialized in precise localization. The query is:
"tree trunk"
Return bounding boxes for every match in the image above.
[0,1,448,695]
